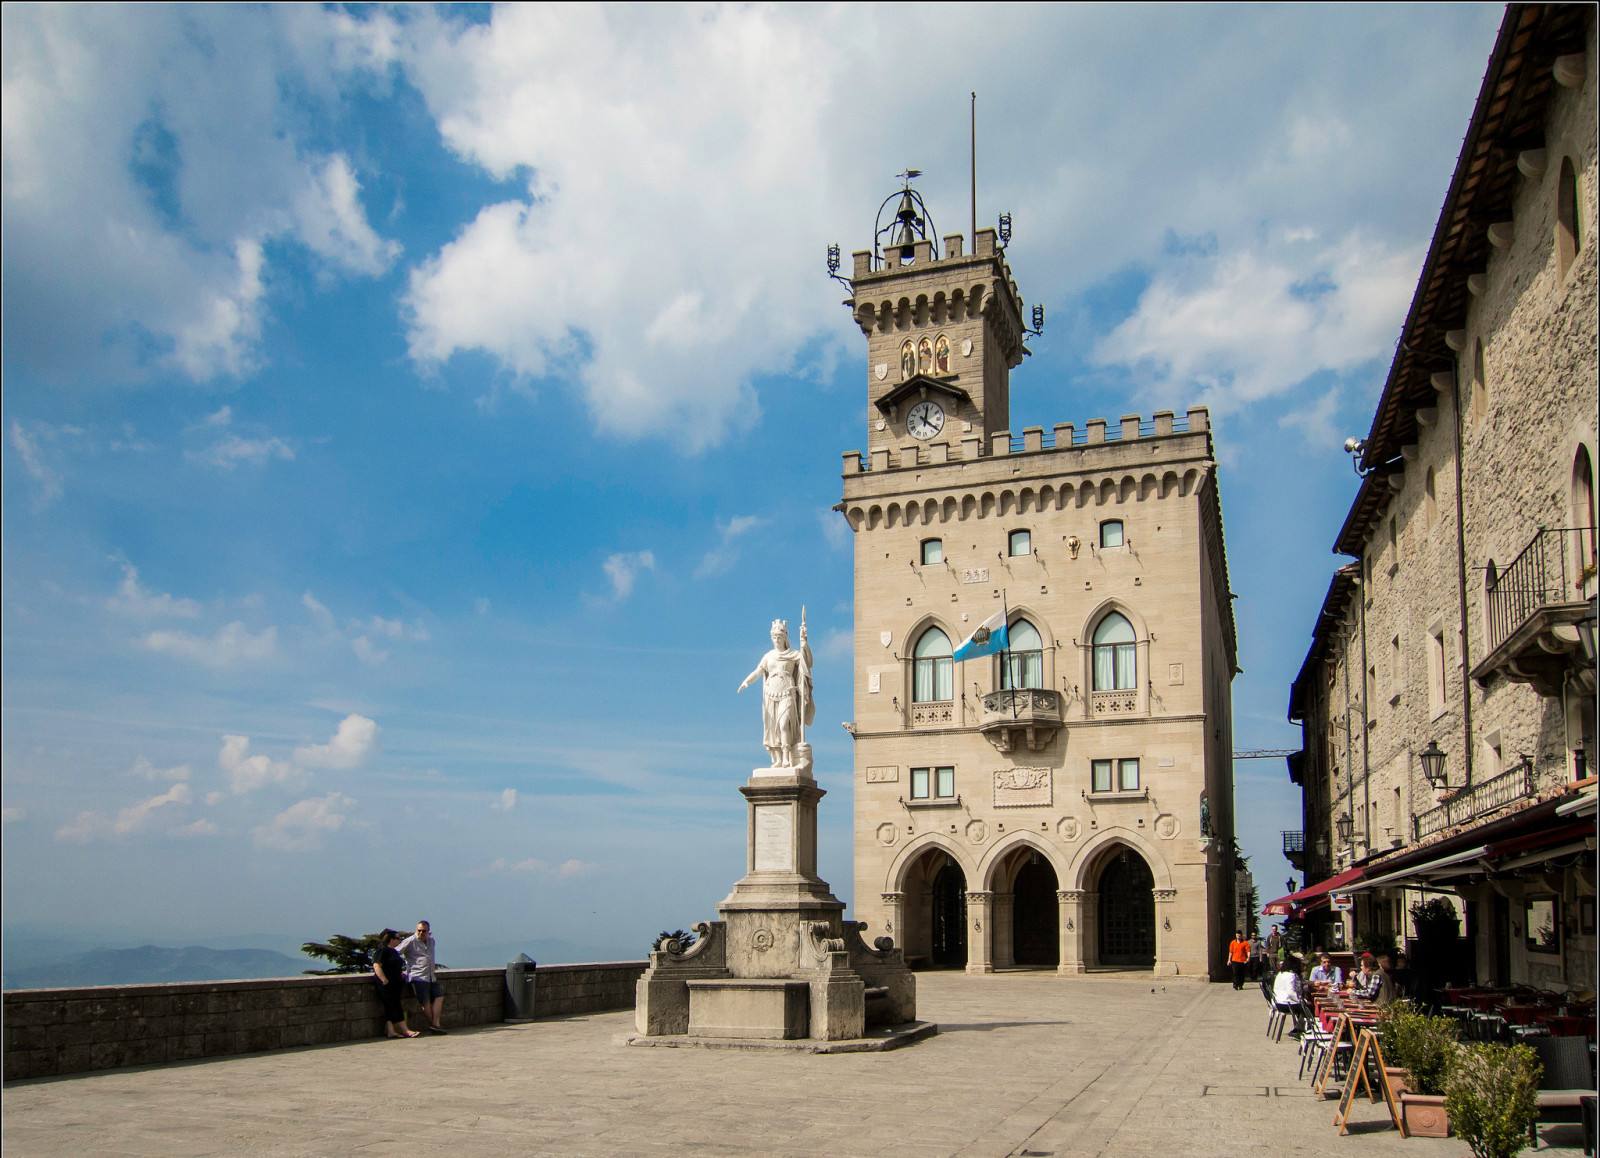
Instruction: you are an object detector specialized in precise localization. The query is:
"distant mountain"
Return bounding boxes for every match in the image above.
[447,938,642,969]
[3,945,311,990]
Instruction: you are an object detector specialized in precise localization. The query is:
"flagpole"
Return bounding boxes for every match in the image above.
[798,605,808,750]
[1003,589,1019,719]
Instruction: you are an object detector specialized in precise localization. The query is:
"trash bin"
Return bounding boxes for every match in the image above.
[505,953,536,1022]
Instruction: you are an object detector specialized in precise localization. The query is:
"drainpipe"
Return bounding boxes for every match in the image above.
[1341,622,1356,862]
[1451,378,1477,787]
[1358,575,1372,856]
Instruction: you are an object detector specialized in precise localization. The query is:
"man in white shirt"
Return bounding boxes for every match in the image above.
[398,920,446,1034]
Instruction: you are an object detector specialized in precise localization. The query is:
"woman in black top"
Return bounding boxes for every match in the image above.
[373,929,418,1038]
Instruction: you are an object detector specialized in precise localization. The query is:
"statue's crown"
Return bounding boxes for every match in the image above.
[771,618,788,634]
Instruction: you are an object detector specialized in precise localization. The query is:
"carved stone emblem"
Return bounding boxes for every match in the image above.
[965,819,989,844]
[865,766,898,783]
[961,338,973,356]
[993,767,1051,808]
[1057,816,1081,841]
[876,822,898,846]
[751,928,774,953]
[1154,813,1179,840]
[875,363,889,381]
[879,630,892,648]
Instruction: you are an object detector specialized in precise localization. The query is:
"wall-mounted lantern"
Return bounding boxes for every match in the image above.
[1335,813,1353,844]
[1419,739,1448,789]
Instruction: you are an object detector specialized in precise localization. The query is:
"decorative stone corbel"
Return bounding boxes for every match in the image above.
[1444,330,1467,352]
[1486,222,1515,250]
[1467,273,1488,297]
[1416,408,1439,428]
[1430,371,1455,394]
[1553,53,1585,88]
[1517,149,1548,178]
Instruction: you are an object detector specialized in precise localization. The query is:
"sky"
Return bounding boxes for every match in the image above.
[1,3,1507,962]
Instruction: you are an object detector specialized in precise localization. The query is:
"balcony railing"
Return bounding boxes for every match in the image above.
[1090,688,1139,717]
[1414,760,1532,840]
[1485,526,1595,655]
[1282,830,1306,869]
[909,700,955,728]
[978,688,1063,753]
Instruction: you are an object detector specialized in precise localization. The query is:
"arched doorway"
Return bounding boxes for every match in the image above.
[931,859,968,967]
[1097,847,1155,968]
[1011,853,1059,967]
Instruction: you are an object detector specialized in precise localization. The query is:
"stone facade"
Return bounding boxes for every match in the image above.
[840,202,1239,981]
[1288,6,1597,991]
[3,961,647,1081]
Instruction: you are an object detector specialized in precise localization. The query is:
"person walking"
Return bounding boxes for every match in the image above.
[398,920,446,1034]
[372,930,419,1039]
[1249,935,1268,981]
[1227,931,1251,990]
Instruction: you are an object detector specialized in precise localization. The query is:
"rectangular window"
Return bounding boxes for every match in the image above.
[1099,520,1124,548]
[935,767,955,798]
[1118,758,1140,792]
[910,767,954,799]
[1427,627,1447,715]
[1390,635,1402,699]
[1524,894,1560,955]
[1008,529,1031,557]
[1092,759,1113,793]
[921,538,943,565]
[910,767,930,799]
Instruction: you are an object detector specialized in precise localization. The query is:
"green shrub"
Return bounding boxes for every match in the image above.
[1410,896,1461,941]
[1377,1002,1458,1096]
[1355,929,1399,957]
[1444,1043,1541,1158]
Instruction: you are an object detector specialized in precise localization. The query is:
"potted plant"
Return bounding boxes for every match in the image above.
[1388,1009,1460,1137]
[1376,1002,1419,1096]
[1443,1043,1541,1158]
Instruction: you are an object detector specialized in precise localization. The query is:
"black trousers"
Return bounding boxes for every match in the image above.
[377,979,406,1023]
[1232,962,1246,989]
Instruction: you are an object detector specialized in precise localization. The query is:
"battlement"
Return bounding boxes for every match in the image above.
[841,407,1209,475]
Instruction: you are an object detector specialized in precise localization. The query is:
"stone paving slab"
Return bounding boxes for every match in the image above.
[3,973,1588,1156]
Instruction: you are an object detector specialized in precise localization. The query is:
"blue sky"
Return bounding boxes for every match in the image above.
[2,3,1504,960]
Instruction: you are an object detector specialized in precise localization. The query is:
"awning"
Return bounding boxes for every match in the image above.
[1345,819,1597,892]
[1261,865,1366,916]
[1348,845,1491,893]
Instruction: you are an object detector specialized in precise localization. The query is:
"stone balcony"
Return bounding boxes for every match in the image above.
[1471,526,1595,697]
[978,688,1063,753]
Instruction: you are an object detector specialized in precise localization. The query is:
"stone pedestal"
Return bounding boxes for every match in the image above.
[632,767,929,1050]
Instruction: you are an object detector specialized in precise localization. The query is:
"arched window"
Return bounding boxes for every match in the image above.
[1100,519,1124,548]
[1558,156,1581,279]
[920,538,943,566]
[912,626,953,702]
[1424,468,1438,533]
[1008,528,1031,557]
[1575,446,1596,576]
[1002,618,1044,689]
[1471,340,1488,425]
[1092,612,1137,691]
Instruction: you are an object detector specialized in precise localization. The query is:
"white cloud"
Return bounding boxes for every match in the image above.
[128,756,190,782]
[2,807,25,824]
[252,792,353,851]
[601,550,655,601]
[1,5,401,384]
[303,592,430,665]
[187,433,295,469]
[484,856,595,878]
[694,515,768,579]
[819,508,852,553]
[143,622,278,667]
[8,421,63,508]
[1092,233,1421,415]
[492,788,516,811]
[819,627,853,662]
[108,564,202,618]
[55,783,207,842]
[219,733,303,795]
[112,782,192,834]
[292,714,379,770]
[202,406,234,427]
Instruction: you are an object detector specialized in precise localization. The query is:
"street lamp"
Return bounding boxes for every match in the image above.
[1314,835,1329,860]
[1419,739,1449,789]
[1335,813,1353,845]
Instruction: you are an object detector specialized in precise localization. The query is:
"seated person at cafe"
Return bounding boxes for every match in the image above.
[1309,952,1343,988]
[1390,952,1413,1000]
[1272,958,1306,1035]
[1374,954,1399,1006]
[1350,953,1390,1002]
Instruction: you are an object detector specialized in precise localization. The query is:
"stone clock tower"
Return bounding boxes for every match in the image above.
[849,188,1028,459]
[838,180,1239,981]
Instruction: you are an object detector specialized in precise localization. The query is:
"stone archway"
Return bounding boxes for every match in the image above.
[1011,854,1060,967]
[892,845,969,969]
[1095,845,1156,968]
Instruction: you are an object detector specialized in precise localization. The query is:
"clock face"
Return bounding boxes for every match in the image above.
[906,399,946,441]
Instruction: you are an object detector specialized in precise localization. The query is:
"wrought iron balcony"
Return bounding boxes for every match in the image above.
[1473,527,1595,696]
[1413,760,1533,840]
[1282,830,1306,869]
[978,688,1063,753]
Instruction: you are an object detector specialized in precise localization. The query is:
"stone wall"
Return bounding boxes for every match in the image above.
[3,960,646,1082]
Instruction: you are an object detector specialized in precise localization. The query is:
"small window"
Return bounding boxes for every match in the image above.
[1008,529,1031,557]
[910,767,930,799]
[1424,468,1437,533]
[1427,627,1447,715]
[921,538,943,566]
[935,767,955,798]
[1092,759,1113,793]
[1524,894,1561,956]
[1100,520,1124,548]
[1558,156,1581,279]
[1118,758,1140,792]
[910,767,955,799]
[1471,340,1488,426]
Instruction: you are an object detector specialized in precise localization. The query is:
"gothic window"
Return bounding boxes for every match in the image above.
[1008,528,1031,557]
[917,336,934,374]
[1574,446,1596,576]
[933,333,950,374]
[921,538,943,566]
[1100,519,1124,548]
[912,626,953,702]
[1558,156,1581,279]
[1002,618,1044,690]
[900,340,915,381]
[1091,612,1137,691]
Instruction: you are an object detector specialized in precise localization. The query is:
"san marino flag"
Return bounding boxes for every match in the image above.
[953,608,1009,662]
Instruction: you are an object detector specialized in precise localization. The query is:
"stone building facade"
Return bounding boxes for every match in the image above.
[1285,5,1597,992]
[838,205,1238,980]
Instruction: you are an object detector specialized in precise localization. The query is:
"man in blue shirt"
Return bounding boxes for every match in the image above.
[1309,952,1343,988]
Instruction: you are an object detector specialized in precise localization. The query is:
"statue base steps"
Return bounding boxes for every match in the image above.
[623,1020,937,1054]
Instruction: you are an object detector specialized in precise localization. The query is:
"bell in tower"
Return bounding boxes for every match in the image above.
[845,173,1030,456]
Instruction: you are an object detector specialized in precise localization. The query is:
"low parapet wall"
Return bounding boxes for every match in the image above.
[3,960,647,1082]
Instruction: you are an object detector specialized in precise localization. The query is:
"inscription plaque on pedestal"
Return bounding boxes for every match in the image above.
[753,803,794,871]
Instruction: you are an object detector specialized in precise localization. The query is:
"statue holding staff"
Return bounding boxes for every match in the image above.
[737,609,814,771]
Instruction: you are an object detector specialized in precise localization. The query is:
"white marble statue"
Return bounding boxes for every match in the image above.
[737,610,814,770]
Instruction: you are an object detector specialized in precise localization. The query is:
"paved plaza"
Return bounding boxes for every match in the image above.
[3,972,1587,1156]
